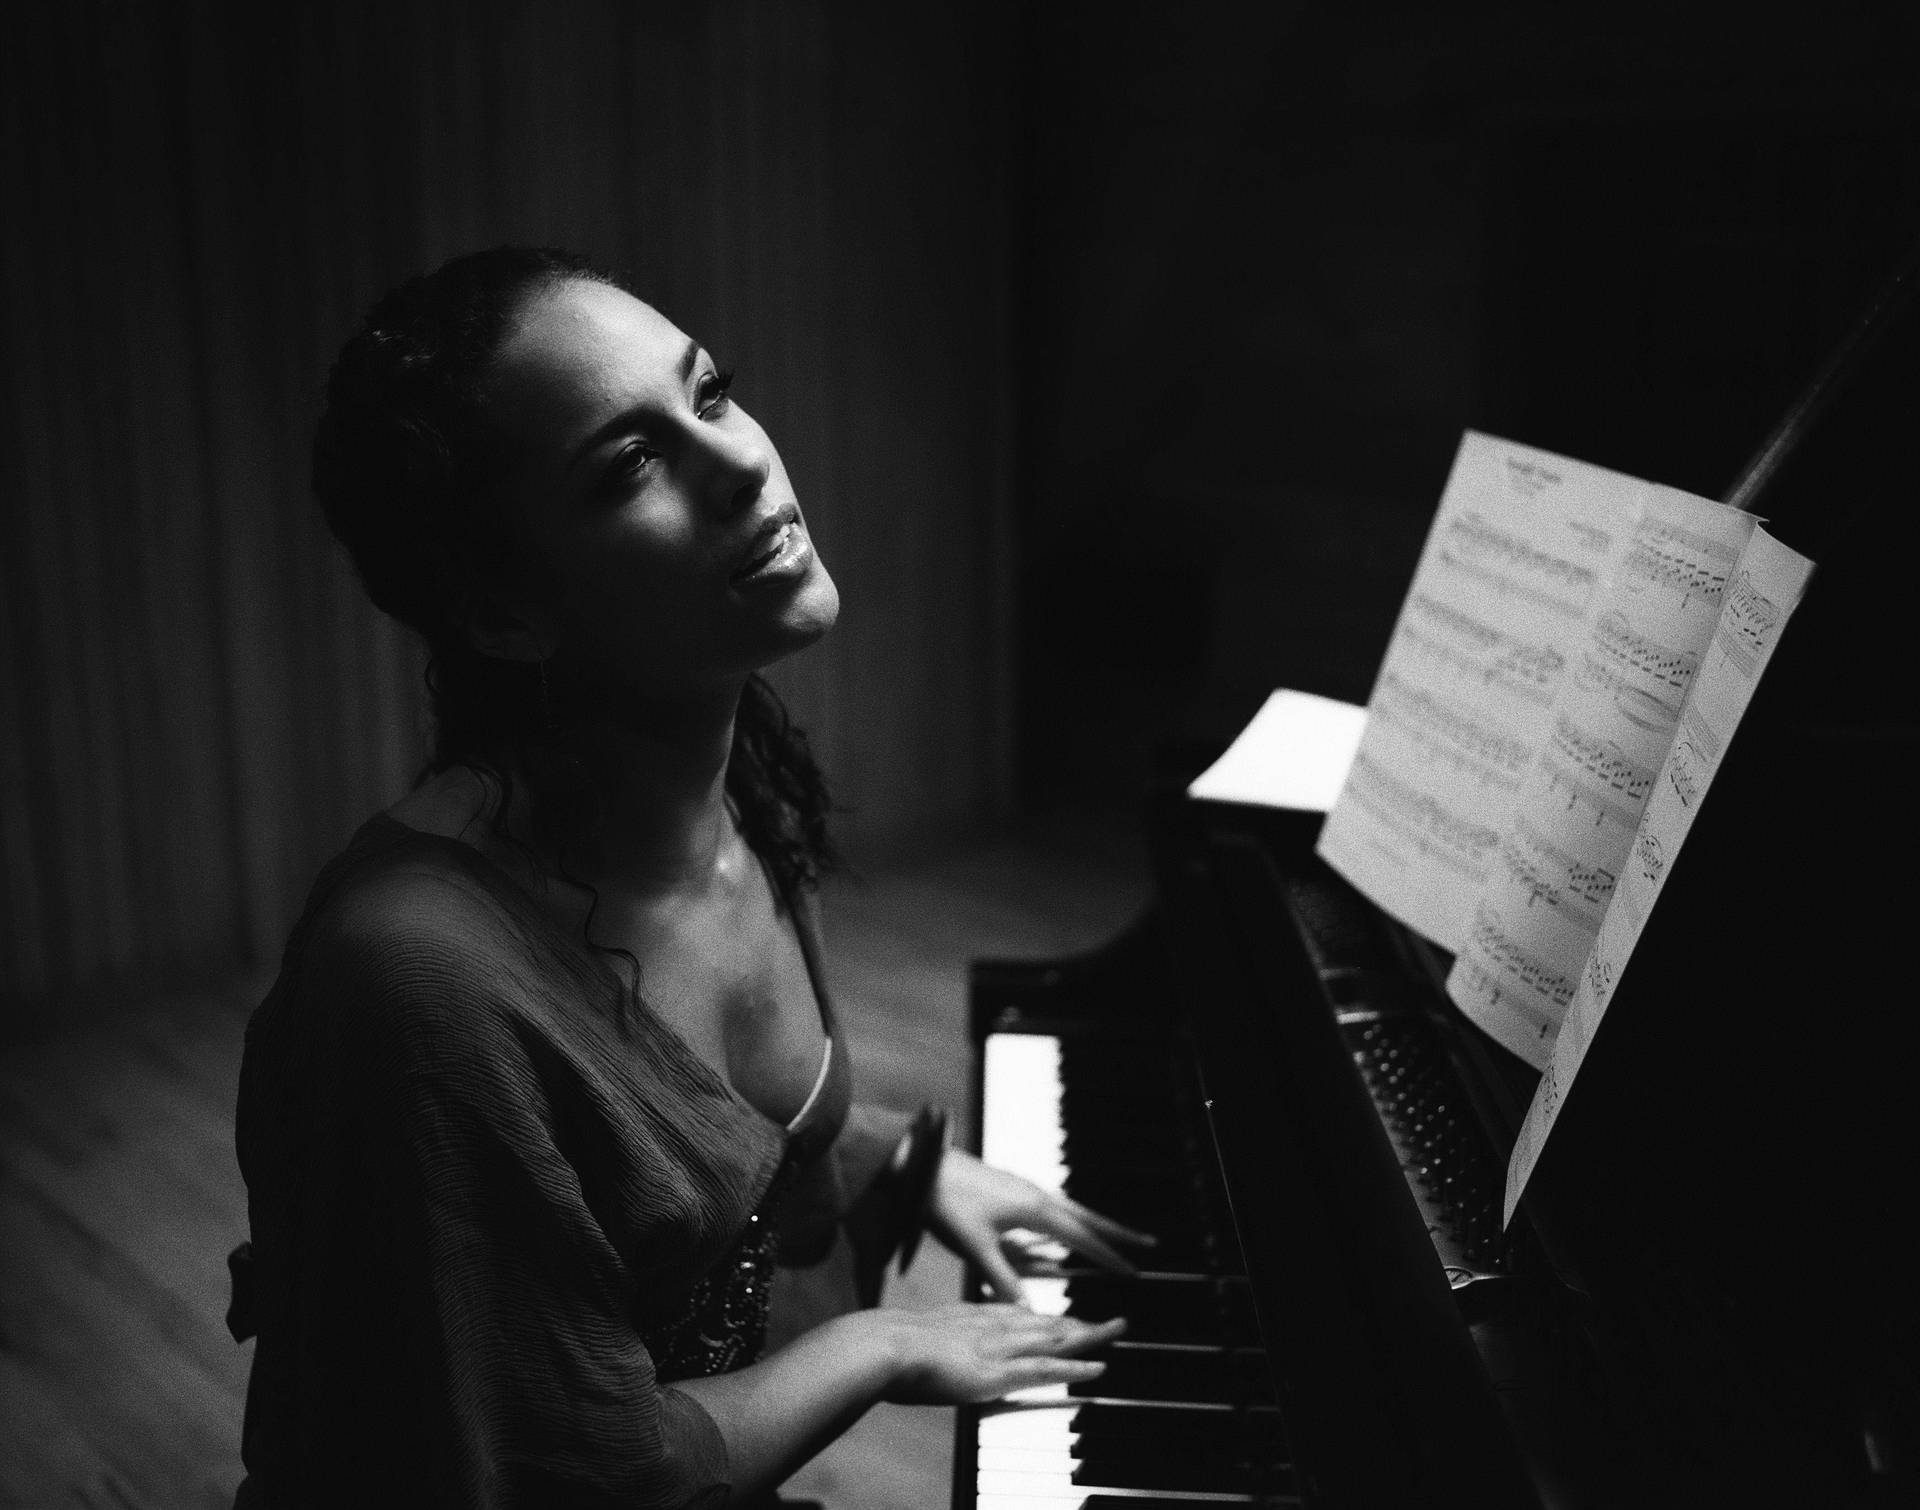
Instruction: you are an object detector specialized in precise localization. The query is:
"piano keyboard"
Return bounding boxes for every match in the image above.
[967,1031,1302,1508]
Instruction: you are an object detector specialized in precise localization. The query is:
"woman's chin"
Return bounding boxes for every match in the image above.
[775,570,840,650]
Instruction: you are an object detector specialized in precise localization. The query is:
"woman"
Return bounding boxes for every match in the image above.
[228,246,1150,1509]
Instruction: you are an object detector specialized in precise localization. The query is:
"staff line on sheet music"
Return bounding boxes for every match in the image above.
[1376,672,1534,782]
[1344,752,1499,878]
[1587,609,1701,695]
[1617,513,1741,609]
[1395,612,1563,709]
[1436,547,1590,622]
[1466,903,1580,1013]
[1498,816,1615,928]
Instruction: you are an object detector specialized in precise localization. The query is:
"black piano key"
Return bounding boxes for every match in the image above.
[1068,1347,1271,1406]
[1058,1274,1261,1347]
[1070,1405,1289,1461]
[1073,1458,1296,1498]
[1066,1414,1297,1496]
[978,1403,1295,1500]
[1075,1490,1282,1498]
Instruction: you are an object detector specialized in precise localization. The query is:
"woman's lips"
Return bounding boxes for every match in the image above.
[732,518,812,584]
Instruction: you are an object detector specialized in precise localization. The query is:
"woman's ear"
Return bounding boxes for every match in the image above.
[464,598,560,664]
[423,537,560,663]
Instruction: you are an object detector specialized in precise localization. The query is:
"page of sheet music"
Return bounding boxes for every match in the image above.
[1186,688,1368,812]
[1503,524,1815,1225]
[1446,490,1761,1067]
[1316,431,1646,949]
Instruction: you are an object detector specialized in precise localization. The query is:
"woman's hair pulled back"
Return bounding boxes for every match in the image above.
[313,244,598,651]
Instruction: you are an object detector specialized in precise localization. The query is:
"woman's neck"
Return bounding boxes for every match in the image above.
[532,679,746,895]
[582,703,739,889]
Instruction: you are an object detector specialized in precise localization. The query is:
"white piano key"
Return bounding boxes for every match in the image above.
[981,1477,1262,1504]
[978,1404,1078,1448]
[1021,1276,1070,1315]
[979,1446,1078,1474]
[1003,1379,1071,1405]
[978,1470,1084,1497]
[981,1033,1065,1193]
[983,1473,1262,1503]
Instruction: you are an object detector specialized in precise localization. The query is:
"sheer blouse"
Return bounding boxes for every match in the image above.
[230,814,911,1508]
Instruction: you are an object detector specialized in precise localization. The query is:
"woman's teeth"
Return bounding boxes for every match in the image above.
[739,522,794,578]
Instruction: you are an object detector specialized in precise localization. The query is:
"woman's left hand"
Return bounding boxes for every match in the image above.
[928,1149,1157,1304]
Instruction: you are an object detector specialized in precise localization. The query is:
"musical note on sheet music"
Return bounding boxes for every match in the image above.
[1468,908,1579,1007]
[1503,524,1815,1228]
[1618,512,1742,610]
[1582,609,1700,698]
[1716,570,1787,675]
[1451,902,1581,1053]
[1437,486,1766,1066]
[1664,738,1705,809]
[1634,829,1665,888]
[1499,815,1615,929]
[1395,592,1565,707]
[1341,753,1502,880]
[1317,432,1642,950]
[1582,947,1615,1010]
[1373,672,1533,787]
[1541,714,1657,830]
[1437,511,1599,621]
[1536,1058,1562,1125]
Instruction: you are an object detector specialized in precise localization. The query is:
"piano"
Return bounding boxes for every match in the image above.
[952,247,1920,1509]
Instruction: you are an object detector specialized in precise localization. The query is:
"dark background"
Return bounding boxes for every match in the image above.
[5,0,1918,1022]
[1013,1,1920,807]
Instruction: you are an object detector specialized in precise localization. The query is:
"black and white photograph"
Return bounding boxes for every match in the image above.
[4,3,1918,1506]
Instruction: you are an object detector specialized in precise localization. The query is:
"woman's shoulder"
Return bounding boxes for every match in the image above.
[277,803,540,1010]
[242,818,577,1098]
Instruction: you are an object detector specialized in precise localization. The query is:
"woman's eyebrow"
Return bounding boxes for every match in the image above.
[564,338,705,475]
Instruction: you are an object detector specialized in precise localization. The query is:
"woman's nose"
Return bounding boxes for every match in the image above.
[692,420,772,518]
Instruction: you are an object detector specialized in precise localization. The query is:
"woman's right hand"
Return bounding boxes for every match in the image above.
[675,1302,1127,1498]
[871,1302,1126,1405]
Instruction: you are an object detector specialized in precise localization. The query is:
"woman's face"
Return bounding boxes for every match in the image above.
[482,277,839,699]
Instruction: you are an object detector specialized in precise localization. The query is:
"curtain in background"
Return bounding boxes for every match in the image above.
[1,0,1013,1024]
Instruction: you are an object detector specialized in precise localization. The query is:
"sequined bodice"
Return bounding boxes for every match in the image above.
[642,1162,793,1378]
[643,1024,846,1380]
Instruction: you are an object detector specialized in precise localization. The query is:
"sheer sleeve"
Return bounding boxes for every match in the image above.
[235,873,763,1509]
[364,954,730,1508]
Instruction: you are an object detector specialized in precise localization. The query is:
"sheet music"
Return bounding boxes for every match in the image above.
[1447,490,1760,1066]
[1186,688,1367,812]
[1503,524,1814,1224]
[1315,432,1644,948]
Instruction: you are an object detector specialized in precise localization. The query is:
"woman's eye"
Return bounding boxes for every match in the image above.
[612,441,660,479]
[697,368,735,420]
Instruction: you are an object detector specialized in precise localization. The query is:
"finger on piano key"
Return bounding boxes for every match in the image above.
[1061,1195,1160,1252]
[1003,1379,1074,1406]
[1012,1271,1259,1349]
[1021,1275,1072,1315]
